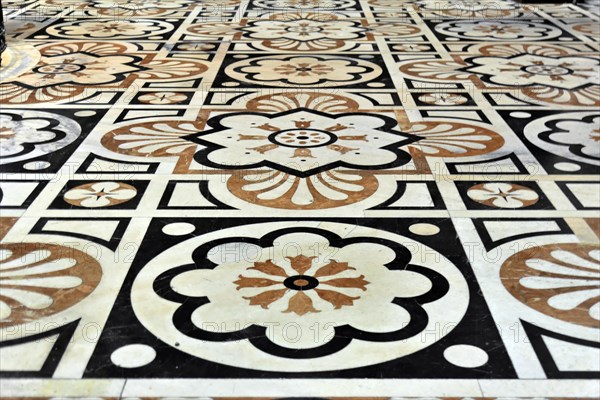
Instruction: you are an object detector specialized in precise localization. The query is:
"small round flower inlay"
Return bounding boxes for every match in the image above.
[234,255,369,316]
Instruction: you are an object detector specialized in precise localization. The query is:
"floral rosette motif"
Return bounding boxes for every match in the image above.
[183,108,419,177]
[63,182,137,208]
[467,183,540,209]
[131,222,469,371]
[241,13,368,52]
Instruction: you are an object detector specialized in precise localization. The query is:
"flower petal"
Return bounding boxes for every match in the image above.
[1,275,82,289]
[0,300,11,320]
[0,258,76,277]
[247,260,289,278]
[547,288,600,311]
[0,287,54,310]
[283,291,320,316]
[242,288,287,309]
[314,288,360,309]
[80,196,111,208]
[484,182,513,193]
[234,275,282,289]
[286,255,316,275]
[509,189,539,201]
[467,189,496,201]
[90,182,121,193]
[63,189,97,200]
[313,260,356,278]
[520,276,598,290]
[491,196,523,208]
[321,275,369,291]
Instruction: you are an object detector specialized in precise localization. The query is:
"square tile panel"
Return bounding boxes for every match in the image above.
[84,217,515,378]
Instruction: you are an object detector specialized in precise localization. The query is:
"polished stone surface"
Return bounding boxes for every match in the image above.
[0,0,599,397]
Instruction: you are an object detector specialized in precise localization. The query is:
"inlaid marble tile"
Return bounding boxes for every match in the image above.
[0,0,598,397]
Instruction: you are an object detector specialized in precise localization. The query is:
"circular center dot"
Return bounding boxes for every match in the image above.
[294,278,310,287]
[283,275,319,291]
[523,65,571,76]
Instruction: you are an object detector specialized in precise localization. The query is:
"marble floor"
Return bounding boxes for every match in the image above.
[0,0,599,398]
